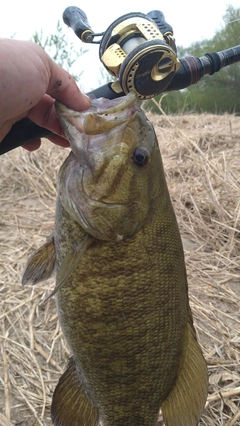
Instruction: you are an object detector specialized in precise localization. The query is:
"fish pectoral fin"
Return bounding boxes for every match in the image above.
[51,356,99,426]
[57,234,90,287]
[45,234,92,301]
[161,321,208,426]
[22,235,56,285]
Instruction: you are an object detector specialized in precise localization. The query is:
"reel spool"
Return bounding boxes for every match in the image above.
[99,12,180,99]
[2,7,240,154]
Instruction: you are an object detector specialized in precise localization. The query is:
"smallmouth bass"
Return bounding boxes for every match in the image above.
[23,92,208,426]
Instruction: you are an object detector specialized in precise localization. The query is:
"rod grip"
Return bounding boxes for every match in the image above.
[0,84,124,155]
[0,119,52,155]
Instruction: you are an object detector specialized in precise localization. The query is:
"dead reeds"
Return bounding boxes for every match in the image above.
[0,111,240,425]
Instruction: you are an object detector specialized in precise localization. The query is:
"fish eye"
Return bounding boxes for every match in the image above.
[131,148,149,167]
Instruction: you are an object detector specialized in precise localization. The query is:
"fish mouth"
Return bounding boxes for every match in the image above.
[56,92,155,241]
[55,92,138,137]
[56,91,138,117]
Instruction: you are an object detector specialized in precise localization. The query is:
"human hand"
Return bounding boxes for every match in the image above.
[0,38,91,151]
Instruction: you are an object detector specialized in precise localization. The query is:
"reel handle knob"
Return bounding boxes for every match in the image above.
[63,6,93,42]
[147,10,173,37]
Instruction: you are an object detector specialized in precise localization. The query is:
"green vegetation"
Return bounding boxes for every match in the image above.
[147,5,240,114]
[31,21,87,82]
[31,6,239,114]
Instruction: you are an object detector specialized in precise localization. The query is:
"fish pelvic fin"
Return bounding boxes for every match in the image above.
[51,357,99,426]
[22,235,56,285]
[161,320,208,426]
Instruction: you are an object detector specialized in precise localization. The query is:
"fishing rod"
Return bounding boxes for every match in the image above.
[1,7,239,155]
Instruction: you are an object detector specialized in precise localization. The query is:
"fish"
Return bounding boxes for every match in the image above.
[22,92,208,426]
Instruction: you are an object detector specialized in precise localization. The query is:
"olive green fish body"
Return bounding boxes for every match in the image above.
[54,181,188,425]
[22,93,208,426]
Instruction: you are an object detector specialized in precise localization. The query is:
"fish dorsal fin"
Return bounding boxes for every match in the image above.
[161,321,208,426]
[51,357,99,426]
[44,234,91,301]
[22,235,56,286]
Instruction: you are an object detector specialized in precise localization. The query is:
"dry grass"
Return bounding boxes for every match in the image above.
[0,110,240,425]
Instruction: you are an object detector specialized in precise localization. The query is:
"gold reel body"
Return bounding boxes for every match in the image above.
[99,13,180,99]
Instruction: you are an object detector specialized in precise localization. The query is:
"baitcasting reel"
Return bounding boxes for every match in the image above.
[1,7,240,154]
[63,7,180,99]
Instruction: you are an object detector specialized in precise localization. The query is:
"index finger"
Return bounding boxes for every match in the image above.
[46,60,91,112]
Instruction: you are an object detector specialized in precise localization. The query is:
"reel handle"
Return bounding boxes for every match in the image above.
[63,6,93,42]
[1,4,239,156]
[147,10,173,36]
[1,44,240,155]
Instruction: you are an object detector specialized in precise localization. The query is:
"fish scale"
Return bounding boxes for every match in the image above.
[22,92,208,426]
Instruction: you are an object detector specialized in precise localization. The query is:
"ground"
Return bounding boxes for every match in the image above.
[0,111,240,425]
